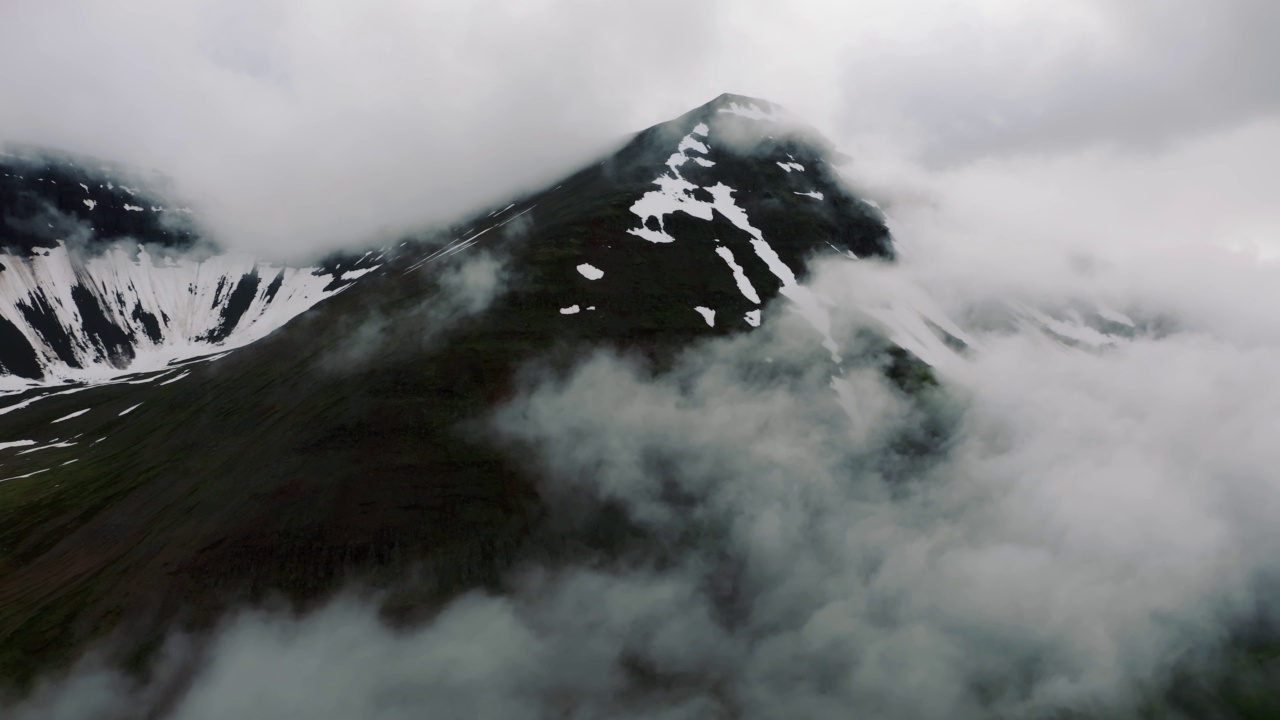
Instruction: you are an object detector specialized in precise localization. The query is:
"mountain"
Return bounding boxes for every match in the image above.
[0,94,902,689]
[0,147,383,387]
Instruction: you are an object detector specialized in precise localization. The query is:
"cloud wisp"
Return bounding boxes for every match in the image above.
[314,249,509,374]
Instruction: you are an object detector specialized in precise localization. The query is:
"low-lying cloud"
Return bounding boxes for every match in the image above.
[315,248,509,373]
[12,237,1280,716]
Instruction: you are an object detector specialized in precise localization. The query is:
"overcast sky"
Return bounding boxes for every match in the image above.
[1,0,1276,261]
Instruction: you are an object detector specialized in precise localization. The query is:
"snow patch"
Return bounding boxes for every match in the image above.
[576,264,603,280]
[704,183,843,362]
[627,173,712,244]
[119,402,143,416]
[1096,304,1136,327]
[692,123,709,136]
[0,440,36,450]
[714,246,761,305]
[621,126,843,361]
[678,135,709,155]
[158,370,191,386]
[83,199,96,210]
[51,408,90,423]
[794,191,824,200]
[339,265,381,282]
[560,305,581,315]
[17,440,76,455]
[859,284,977,372]
[694,307,715,327]
[628,128,723,242]
[0,468,48,483]
[0,385,92,416]
[744,309,762,327]
[1041,316,1116,347]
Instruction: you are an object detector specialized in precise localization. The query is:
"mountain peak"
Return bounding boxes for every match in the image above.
[662,93,794,135]
[0,96,888,388]
[702,92,786,118]
[636,94,839,174]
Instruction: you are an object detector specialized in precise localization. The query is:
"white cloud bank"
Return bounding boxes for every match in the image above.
[2,0,1277,259]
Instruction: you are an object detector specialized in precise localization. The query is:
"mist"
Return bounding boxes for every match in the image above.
[314,249,509,374]
[14,242,1280,716]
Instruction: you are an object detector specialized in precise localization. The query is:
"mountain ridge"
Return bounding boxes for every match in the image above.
[0,147,386,387]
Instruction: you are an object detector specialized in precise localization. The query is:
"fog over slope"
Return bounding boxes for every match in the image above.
[12,241,1280,717]
[4,1,1280,717]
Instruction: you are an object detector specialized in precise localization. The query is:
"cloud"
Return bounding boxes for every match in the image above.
[0,0,721,259]
[3,1,1277,259]
[837,116,1280,352]
[467,260,1280,716]
[821,0,1280,164]
[4,636,197,720]
[315,249,509,373]
[4,667,137,720]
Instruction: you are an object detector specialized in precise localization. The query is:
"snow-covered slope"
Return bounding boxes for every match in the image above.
[0,241,379,388]
[0,146,385,388]
[421,93,894,373]
[0,240,378,386]
[619,110,848,358]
